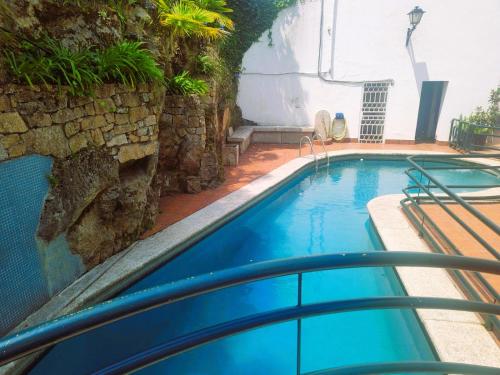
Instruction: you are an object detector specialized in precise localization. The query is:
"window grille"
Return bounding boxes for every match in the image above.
[359,82,390,143]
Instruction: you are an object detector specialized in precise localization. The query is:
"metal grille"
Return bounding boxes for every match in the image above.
[0,155,52,335]
[359,82,390,143]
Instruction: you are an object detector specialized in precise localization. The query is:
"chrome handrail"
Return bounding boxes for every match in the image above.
[312,134,330,166]
[299,136,318,170]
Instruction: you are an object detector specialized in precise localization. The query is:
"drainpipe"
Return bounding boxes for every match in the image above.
[241,0,394,86]
[317,0,393,86]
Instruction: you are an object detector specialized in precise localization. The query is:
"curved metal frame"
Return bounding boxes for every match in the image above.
[96,297,498,374]
[311,134,330,166]
[305,361,500,375]
[1,252,499,372]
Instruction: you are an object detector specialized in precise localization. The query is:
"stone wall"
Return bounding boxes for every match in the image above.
[0,83,165,268]
[0,83,163,162]
[158,94,227,194]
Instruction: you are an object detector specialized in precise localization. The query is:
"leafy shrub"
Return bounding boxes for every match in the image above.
[95,41,164,87]
[4,37,164,96]
[461,88,499,134]
[167,71,209,95]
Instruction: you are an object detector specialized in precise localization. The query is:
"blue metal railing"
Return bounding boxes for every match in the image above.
[401,154,500,336]
[1,252,499,374]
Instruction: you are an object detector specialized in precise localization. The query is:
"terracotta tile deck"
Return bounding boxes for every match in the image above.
[418,203,500,301]
[147,142,455,236]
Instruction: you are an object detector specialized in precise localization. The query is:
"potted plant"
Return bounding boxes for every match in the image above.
[461,89,499,149]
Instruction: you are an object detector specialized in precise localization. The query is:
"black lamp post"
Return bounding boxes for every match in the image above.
[406,6,425,46]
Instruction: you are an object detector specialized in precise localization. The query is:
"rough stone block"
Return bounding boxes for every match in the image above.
[120,93,141,107]
[136,127,149,136]
[117,142,157,163]
[81,115,107,130]
[0,134,21,148]
[88,128,105,146]
[128,134,140,143]
[114,123,137,135]
[68,96,92,108]
[69,133,88,153]
[115,113,129,125]
[52,108,83,124]
[144,115,156,126]
[112,94,123,107]
[107,134,128,147]
[105,113,115,123]
[27,112,52,128]
[116,107,129,114]
[129,106,149,122]
[22,126,70,158]
[64,122,80,137]
[0,96,11,112]
[8,143,26,158]
[94,98,116,114]
[0,112,28,133]
[16,101,40,115]
[84,102,96,116]
[95,84,116,98]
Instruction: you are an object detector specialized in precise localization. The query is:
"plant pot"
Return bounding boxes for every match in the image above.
[471,133,488,148]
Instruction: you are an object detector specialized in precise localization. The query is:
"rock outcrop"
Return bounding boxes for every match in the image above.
[0,83,165,267]
[158,94,228,194]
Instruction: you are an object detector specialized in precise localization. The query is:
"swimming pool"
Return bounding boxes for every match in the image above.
[30,158,499,374]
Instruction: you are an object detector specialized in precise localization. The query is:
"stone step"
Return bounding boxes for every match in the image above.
[227,126,253,154]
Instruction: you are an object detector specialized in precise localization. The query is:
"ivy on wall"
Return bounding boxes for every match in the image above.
[222,0,297,71]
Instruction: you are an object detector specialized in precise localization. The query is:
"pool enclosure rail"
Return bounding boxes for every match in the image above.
[449,118,500,153]
[0,252,499,374]
[400,153,500,335]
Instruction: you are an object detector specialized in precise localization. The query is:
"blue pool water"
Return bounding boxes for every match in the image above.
[31,159,499,374]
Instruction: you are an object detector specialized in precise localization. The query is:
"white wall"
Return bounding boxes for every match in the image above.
[237,0,500,141]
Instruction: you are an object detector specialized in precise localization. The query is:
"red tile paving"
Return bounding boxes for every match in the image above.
[418,203,500,302]
[146,142,455,236]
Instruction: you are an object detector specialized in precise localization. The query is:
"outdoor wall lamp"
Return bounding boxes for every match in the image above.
[406,6,425,46]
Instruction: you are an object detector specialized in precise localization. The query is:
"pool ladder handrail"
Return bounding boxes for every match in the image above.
[299,135,318,165]
[311,134,330,167]
[299,135,329,169]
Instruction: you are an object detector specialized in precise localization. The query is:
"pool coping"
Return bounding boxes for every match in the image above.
[2,149,497,373]
[367,192,500,368]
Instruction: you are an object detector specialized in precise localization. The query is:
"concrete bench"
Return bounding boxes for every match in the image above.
[227,126,315,155]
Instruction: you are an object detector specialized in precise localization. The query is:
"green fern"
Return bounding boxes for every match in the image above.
[4,37,164,96]
[95,41,164,87]
[167,71,209,95]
